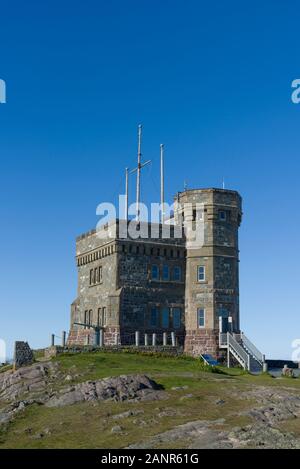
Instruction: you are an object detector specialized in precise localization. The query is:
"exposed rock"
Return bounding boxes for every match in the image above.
[0,362,60,402]
[111,425,123,433]
[282,367,295,378]
[46,375,164,408]
[112,409,144,420]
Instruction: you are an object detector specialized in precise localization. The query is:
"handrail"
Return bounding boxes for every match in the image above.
[219,333,227,346]
[241,333,264,365]
[227,333,249,370]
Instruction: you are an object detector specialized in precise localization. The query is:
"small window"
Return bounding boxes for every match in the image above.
[84,310,88,329]
[161,307,169,328]
[162,265,169,281]
[97,308,102,326]
[150,307,159,327]
[163,248,167,256]
[173,266,182,281]
[173,308,181,329]
[197,308,205,328]
[98,266,102,283]
[219,210,226,221]
[88,309,92,326]
[151,264,159,280]
[150,247,154,256]
[197,265,205,282]
[136,245,140,254]
[90,269,93,285]
[197,210,203,220]
[102,307,107,326]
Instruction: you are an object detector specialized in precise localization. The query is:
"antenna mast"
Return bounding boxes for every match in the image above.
[136,124,142,221]
[125,167,129,221]
[160,144,165,224]
[130,124,151,222]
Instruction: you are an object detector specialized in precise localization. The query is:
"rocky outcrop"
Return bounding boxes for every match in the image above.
[46,374,164,407]
[0,363,164,426]
[0,362,60,401]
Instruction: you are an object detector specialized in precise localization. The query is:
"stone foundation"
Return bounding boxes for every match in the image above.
[67,327,121,346]
[184,329,220,358]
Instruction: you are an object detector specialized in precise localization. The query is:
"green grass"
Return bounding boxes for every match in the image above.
[1,350,300,448]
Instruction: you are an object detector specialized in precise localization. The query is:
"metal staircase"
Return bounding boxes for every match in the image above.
[219,332,264,373]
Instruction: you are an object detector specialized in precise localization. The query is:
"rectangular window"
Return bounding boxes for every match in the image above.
[102,307,107,326]
[97,308,102,326]
[162,265,169,281]
[173,266,182,281]
[161,307,169,328]
[98,266,102,282]
[219,210,226,221]
[150,307,158,327]
[197,265,205,282]
[88,309,92,326]
[90,269,93,285]
[84,310,88,329]
[197,308,205,328]
[151,264,159,280]
[172,308,181,329]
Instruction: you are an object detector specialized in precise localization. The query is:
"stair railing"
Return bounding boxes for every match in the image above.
[227,332,250,370]
[241,333,264,365]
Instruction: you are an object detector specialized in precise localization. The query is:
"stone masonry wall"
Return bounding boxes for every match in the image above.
[14,341,34,369]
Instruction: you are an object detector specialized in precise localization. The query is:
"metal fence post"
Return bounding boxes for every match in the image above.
[152,333,156,347]
[163,332,167,346]
[62,331,66,347]
[135,331,140,347]
[171,331,176,347]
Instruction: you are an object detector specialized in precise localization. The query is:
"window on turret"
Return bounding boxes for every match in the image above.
[151,265,159,280]
[103,307,107,326]
[197,265,205,282]
[219,210,226,221]
[197,308,205,328]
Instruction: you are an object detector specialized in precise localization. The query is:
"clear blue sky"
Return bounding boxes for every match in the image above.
[0,0,299,359]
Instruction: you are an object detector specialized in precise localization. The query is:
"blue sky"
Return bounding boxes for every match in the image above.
[0,0,299,359]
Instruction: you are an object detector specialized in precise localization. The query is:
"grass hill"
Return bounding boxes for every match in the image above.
[1,350,300,449]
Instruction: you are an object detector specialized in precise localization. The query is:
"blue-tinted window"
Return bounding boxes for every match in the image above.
[162,265,169,280]
[197,265,205,282]
[162,307,169,328]
[173,266,181,281]
[197,308,205,328]
[150,307,158,327]
[151,264,159,280]
[173,308,181,329]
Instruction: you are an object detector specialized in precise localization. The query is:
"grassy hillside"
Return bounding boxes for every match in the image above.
[0,351,300,449]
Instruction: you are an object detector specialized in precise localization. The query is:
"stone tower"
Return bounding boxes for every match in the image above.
[174,188,242,357]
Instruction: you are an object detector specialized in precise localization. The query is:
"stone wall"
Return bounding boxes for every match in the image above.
[14,341,34,369]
